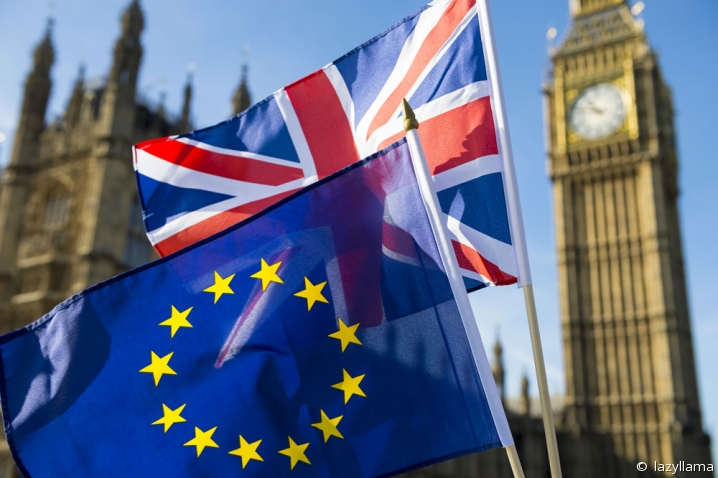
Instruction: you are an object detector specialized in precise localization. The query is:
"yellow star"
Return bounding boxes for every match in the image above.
[311,410,344,443]
[331,369,366,404]
[278,436,311,470]
[203,271,236,304]
[293,277,329,311]
[151,403,186,433]
[184,426,220,457]
[250,258,284,291]
[328,318,362,352]
[139,351,177,386]
[158,306,193,338]
[228,435,263,468]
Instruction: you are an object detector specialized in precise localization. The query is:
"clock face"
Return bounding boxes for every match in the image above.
[568,83,627,140]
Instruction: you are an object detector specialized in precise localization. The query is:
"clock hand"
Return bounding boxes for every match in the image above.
[586,101,604,114]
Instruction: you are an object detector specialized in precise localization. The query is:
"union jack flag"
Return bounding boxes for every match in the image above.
[133,0,525,291]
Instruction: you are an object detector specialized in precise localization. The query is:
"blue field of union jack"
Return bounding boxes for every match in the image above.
[133,0,519,291]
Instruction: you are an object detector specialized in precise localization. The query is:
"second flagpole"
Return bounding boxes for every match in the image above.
[402,99,525,478]
[475,0,564,476]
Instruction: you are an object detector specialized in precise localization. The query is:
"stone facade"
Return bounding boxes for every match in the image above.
[0,2,176,332]
[0,3,197,476]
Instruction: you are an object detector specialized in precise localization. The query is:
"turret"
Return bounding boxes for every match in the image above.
[232,64,251,116]
[10,19,55,167]
[491,339,505,400]
[179,72,193,132]
[156,91,166,120]
[97,0,144,144]
[520,374,530,416]
[63,65,85,129]
[109,0,143,88]
[0,20,54,294]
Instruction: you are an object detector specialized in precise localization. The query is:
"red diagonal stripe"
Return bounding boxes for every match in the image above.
[383,221,418,260]
[367,0,474,140]
[141,139,304,186]
[378,96,498,174]
[154,189,299,256]
[452,240,516,286]
[286,70,360,179]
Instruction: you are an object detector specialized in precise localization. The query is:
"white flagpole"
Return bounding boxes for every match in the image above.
[402,99,525,478]
[476,0,563,477]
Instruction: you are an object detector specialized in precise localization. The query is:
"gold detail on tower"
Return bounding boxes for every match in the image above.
[571,0,624,18]
[554,67,566,154]
[622,48,639,140]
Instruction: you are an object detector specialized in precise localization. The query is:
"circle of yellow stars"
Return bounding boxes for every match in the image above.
[138,258,367,470]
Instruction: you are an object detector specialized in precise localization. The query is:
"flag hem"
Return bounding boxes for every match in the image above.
[0,353,33,478]
[375,441,503,478]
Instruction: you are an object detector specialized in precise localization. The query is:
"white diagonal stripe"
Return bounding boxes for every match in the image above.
[174,137,304,170]
[136,148,308,199]
[365,80,490,154]
[137,149,245,196]
[275,90,317,179]
[354,0,451,142]
[147,175,317,244]
[324,64,357,143]
[444,213,518,278]
[382,245,422,268]
[363,6,478,151]
[432,154,502,192]
[457,267,492,286]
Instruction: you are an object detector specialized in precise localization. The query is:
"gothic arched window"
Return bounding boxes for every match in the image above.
[42,193,70,230]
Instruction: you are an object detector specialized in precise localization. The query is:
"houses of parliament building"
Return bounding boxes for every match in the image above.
[0,0,712,476]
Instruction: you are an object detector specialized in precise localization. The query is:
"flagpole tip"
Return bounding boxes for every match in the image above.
[402,98,419,132]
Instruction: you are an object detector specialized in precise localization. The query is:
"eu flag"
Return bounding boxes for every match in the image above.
[0,139,510,477]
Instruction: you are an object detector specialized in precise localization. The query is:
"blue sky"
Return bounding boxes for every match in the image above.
[1,0,717,463]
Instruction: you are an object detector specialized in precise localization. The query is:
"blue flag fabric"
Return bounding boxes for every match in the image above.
[0,139,508,477]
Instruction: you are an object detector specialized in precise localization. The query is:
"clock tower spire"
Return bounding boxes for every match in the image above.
[545,1,713,476]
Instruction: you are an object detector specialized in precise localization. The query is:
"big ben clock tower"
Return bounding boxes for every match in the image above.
[545,0,713,476]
